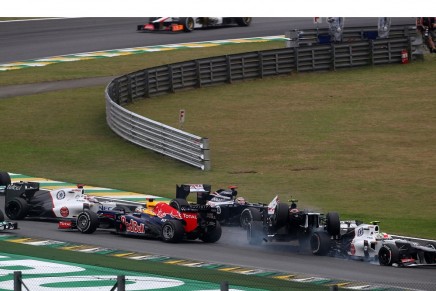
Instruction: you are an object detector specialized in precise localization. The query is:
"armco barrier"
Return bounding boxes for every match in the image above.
[105,25,418,171]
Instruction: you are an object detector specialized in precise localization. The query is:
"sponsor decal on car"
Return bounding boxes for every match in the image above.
[59,207,69,217]
[56,190,66,200]
[120,216,145,234]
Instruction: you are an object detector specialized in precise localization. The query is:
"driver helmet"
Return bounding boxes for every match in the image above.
[236,197,246,205]
[135,206,145,213]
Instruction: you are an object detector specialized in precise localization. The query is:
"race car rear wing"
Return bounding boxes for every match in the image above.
[4,181,41,203]
[176,184,211,205]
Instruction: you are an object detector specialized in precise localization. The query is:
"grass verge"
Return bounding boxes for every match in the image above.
[0,41,435,239]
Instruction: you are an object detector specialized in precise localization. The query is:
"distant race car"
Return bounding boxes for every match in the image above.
[205,186,266,228]
[246,195,341,250]
[137,17,252,33]
[310,221,436,267]
[0,209,18,232]
[61,184,222,243]
[0,172,143,226]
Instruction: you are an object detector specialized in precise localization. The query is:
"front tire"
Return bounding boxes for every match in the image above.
[5,198,29,220]
[161,220,185,243]
[272,203,289,228]
[236,17,252,27]
[179,17,195,32]
[240,207,262,229]
[247,221,264,245]
[326,212,340,236]
[76,211,99,234]
[310,231,331,255]
[378,243,400,266]
[201,221,222,243]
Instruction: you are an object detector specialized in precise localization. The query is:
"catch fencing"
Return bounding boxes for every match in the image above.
[105,25,418,171]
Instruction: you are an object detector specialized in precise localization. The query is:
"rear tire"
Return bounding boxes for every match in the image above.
[310,231,331,255]
[240,207,262,229]
[378,243,400,266]
[0,209,4,221]
[76,211,99,234]
[169,198,190,211]
[161,220,185,243]
[201,221,222,243]
[0,171,11,186]
[326,212,340,236]
[5,198,29,220]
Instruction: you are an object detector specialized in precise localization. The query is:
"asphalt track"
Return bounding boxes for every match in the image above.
[1,17,435,290]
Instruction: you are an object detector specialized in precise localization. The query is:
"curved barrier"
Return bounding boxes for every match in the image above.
[105,25,417,171]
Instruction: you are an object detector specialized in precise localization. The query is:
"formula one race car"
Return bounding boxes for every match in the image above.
[205,186,267,228]
[137,17,252,33]
[246,195,341,250]
[310,221,436,267]
[63,184,222,243]
[0,209,18,231]
[0,172,143,225]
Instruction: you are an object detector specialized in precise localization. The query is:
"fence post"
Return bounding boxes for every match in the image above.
[117,275,125,291]
[13,271,22,291]
[220,281,229,291]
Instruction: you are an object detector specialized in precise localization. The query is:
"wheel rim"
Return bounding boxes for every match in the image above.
[187,19,194,30]
[379,248,391,265]
[6,202,19,218]
[77,215,89,229]
[162,224,174,239]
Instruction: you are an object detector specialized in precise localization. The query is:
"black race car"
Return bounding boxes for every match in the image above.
[205,186,266,228]
[245,195,341,251]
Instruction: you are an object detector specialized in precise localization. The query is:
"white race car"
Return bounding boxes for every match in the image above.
[137,17,252,33]
[1,172,143,223]
[311,221,436,267]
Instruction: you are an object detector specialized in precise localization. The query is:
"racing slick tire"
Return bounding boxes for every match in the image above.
[200,221,222,243]
[310,231,331,256]
[236,17,252,26]
[326,212,340,236]
[179,17,195,32]
[247,221,264,245]
[169,198,190,212]
[378,243,400,266]
[161,220,185,243]
[76,210,99,234]
[240,207,262,229]
[5,197,29,220]
[0,209,4,221]
[0,171,11,186]
[424,243,436,264]
[272,203,289,228]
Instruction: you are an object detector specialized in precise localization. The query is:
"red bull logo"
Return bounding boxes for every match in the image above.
[121,216,145,233]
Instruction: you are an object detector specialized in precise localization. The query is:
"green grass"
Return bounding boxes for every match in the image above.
[0,41,435,240]
[0,241,323,291]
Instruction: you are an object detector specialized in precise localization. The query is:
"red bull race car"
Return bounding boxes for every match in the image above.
[137,17,252,33]
[62,184,222,243]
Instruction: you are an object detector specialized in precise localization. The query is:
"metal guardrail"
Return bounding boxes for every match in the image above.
[285,24,417,46]
[105,25,417,171]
